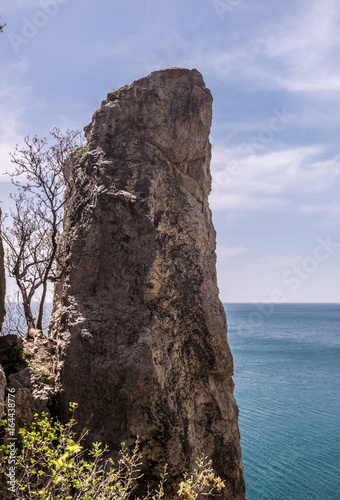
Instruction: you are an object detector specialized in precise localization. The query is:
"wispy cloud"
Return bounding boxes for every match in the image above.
[257,0,340,92]
[210,145,340,214]
[216,245,249,260]
[155,0,340,95]
[0,61,33,177]
[247,255,306,270]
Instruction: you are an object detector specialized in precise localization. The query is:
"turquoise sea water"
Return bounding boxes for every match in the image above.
[225,303,340,500]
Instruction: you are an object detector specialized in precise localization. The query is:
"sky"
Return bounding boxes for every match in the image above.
[0,0,339,303]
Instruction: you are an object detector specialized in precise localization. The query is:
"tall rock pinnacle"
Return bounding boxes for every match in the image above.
[52,68,245,498]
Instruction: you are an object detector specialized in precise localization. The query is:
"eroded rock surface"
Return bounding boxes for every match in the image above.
[52,68,245,498]
[0,334,55,428]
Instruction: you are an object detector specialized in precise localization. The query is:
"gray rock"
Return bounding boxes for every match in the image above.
[0,335,25,376]
[0,334,54,430]
[52,68,245,498]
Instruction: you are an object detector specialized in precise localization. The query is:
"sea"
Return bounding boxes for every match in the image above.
[225,303,340,500]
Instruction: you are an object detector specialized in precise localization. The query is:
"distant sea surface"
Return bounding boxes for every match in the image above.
[225,303,340,500]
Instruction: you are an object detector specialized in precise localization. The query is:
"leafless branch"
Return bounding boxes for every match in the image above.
[0,128,84,333]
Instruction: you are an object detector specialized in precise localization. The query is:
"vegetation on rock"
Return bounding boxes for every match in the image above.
[0,403,225,499]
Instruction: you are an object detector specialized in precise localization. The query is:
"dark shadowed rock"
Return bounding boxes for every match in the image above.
[52,68,245,498]
[0,333,56,429]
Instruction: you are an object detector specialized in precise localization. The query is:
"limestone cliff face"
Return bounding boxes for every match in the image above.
[52,68,245,498]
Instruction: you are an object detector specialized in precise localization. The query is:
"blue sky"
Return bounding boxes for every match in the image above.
[0,0,339,303]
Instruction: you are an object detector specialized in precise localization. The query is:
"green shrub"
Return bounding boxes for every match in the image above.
[0,403,224,499]
[177,457,225,499]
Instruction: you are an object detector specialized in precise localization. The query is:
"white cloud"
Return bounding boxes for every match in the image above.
[258,0,340,93]
[209,144,340,214]
[216,245,249,260]
[0,61,33,177]
[156,0,340,96]
[247,255,305,270]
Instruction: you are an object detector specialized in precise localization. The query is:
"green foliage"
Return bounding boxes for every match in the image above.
[0,403,143,499]
[177,457,226,499]
[26,362,51,382]
[0,404,225,499]
[76,146,89,159]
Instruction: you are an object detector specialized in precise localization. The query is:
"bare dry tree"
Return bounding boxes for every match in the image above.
[1,291,27,337]
[1,291,52,337]
[0,128,84,333]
